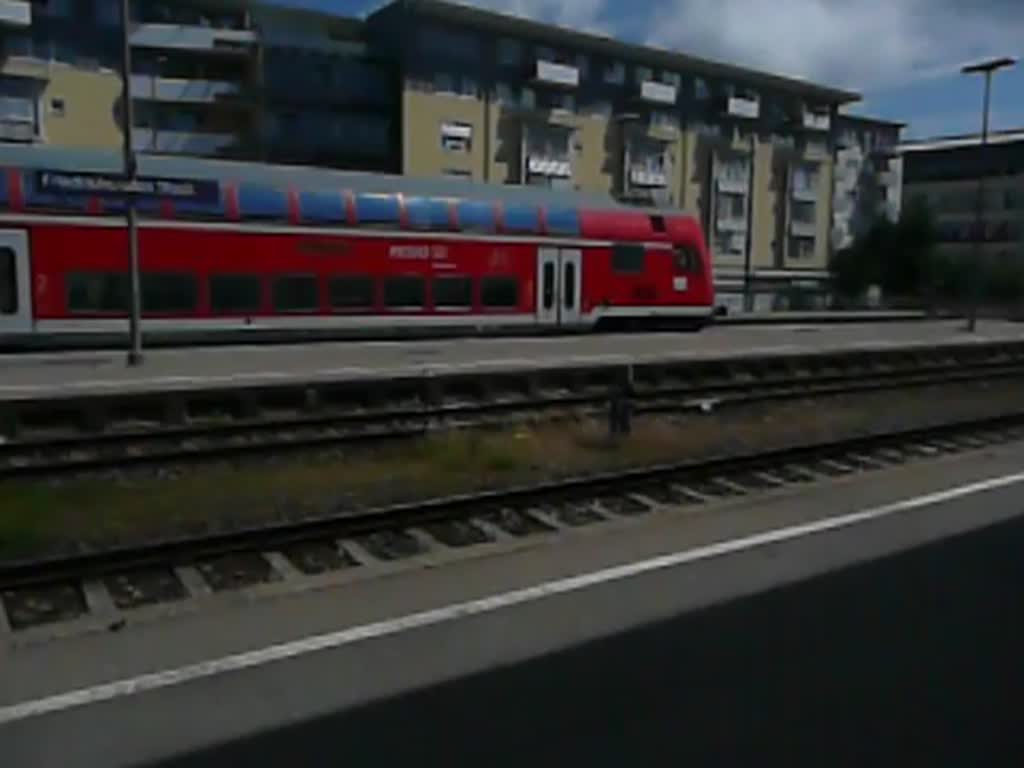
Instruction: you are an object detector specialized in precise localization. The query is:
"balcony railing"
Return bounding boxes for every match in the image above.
[802,110,831,131]
[790,218,818,237]
[0,0,30,27]
[639,80,677,105]
[725,95,760,119]
[716,215,748,233]
[527,155,571,178]
[133,127,238,155]
[533,59,579,88]
[130,24,258,53]
[716,175,749,194]
[791,183,818,203]
[0,120,33,141]
[629,167,667,188]
[131,75,241,103]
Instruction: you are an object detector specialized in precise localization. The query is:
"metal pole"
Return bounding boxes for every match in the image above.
[967,71,992,333]
[121,0,143,365]
[742,130,755,313]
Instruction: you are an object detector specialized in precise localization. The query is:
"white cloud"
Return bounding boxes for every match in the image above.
[453,0,1024,91]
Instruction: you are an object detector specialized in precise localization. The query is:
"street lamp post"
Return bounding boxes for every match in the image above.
[961,56,1016,333]
[120,0,143,366]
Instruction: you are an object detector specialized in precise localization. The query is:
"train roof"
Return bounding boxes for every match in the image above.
[0,145,643,213]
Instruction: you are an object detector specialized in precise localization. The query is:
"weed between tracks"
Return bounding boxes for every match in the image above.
[2,379,1024,562]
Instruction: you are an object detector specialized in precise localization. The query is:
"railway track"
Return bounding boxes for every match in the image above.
[2,411,1023,635]
[3,342,1024,480]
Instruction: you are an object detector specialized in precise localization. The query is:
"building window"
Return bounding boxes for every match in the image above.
[142,273,198,314]
[434,72,456,95]
[418,27,480,60]
[663,72,681,88]
[0,248,16,315]
[651,110,677,130]
[384,276,425,309]
[495,83,516,104]
[440,121,472,153]
[612,244,645,274]
[576,53,589,79]
[551,91,575,113]
[719,192,746,221]
[498,38,521,67]
[67,273,128,314]
[433,276,473,308]
[481,276,519,308]
[273,275,319,313]
[329,276,374,310]
[536,46,556,62]
[792,164,819,196]
[635,66,653,85]
[50,98,66,118]
[694,77,710,100]
[96,0,120,26]
[789,237,815,260]
[792,201,816,224]
[459,76,479,98]
[604,61,625,85]
[520,87,536,110]
[210,275,263,314]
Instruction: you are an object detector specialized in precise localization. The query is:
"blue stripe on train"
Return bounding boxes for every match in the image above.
[404,197,450,230]
[298,190,346,224]
[237,184,289,219]
[456,200,496,232]
[355,193,400,225]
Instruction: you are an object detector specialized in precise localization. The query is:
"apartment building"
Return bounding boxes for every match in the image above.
[898,129,1024,263]
[832,113,904,251]
[0,0,399,170]
[367,0,859,311]
[0,0,888,310]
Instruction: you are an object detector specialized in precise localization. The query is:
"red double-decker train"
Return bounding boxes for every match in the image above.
[0,149,714,348]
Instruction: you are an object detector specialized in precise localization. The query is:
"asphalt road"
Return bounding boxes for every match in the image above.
[1,319,1022,398]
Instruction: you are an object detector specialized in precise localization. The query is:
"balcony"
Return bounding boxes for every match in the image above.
[725,95,760,119]
[802,110,831,131]
[131,75,242,103]
[629,167,667,188]
[0,120,33,141]
[130,24,258,54]
[716,175,749,195]
[716,216,748,234]
[639,80,677,105]
[526,155,571,178]
[790,218,818,237]
[133,127,238,156]
[532,59,579,88]
[0,0,30,27]
[791,184,818,203]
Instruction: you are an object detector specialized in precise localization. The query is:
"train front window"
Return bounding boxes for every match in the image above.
[67,272,128,313]
[0,247,15,314]
[612,244,645,274]
[673,246,701,274]
[211,275,263,314]
[142,273,198,314]
[273,275,319,313]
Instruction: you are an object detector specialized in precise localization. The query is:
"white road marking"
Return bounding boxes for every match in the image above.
[3,469,1024,726]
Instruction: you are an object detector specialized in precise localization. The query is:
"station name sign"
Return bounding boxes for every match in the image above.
[36,171,220,203]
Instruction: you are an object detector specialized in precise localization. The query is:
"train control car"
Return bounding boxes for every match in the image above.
[0,146,714,347]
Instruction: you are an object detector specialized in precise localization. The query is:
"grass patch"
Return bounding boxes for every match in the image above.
[2,378,1024,563]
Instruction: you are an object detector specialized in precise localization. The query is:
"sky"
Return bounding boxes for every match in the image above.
[282,0,1024,139]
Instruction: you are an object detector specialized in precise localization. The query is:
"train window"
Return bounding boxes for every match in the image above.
[563,263,576,308]
[273,275,318,313]
[329,275,375,309]
[650,215,666,233]
[142,273,198,313]
[384,276,425,309]
[67,272,128,313]
[210,275,263,314]
[0,248,15,314]
[434,276,472,308]
[543,263,555,310]
[481,276,519,309]
[612,244,645,274]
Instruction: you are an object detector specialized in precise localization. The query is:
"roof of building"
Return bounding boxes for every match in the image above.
[835,112,907,130]
[896,128,1024,153]
[370,0,860,105]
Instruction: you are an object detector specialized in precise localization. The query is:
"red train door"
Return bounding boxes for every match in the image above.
[537,247,582,326]
[0,229,30,335]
